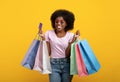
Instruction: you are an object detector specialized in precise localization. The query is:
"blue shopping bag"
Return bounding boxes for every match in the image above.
[21,39,40,69]
[78,39,101,74]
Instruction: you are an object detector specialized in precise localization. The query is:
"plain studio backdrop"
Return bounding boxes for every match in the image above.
[0,0,120,82]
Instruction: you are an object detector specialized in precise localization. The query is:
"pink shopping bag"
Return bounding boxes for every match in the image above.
[75,42,88,77]
[33,41,51,74]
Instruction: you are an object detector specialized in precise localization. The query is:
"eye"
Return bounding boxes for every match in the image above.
[61,21,64,24]
[55,20,65,24]
[55,20,59,23]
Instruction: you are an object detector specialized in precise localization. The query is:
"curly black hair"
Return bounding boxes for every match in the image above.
[50,9,75,31]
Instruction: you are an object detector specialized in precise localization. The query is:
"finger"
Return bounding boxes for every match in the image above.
[75,35,79,38]
[38,29,43,34]
[39,23,42,30]
[76,30,80,36]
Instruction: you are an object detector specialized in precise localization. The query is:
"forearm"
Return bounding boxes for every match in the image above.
[65,42,72,58]
[46,41,51,56]
[65,30,80,57]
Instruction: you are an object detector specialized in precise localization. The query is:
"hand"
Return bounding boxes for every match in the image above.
[70,30,80,44]
[38,29,45,40]
[75,30,80,36]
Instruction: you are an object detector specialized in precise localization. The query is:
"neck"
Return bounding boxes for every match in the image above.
[55,30,65,33]
[55,30,66,38]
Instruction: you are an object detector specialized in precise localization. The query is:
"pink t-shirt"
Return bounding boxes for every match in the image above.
[45,30,74,58]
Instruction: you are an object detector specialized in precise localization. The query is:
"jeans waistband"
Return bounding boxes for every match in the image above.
[50,58,70,62]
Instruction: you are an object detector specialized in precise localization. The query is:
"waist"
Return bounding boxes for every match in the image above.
[50,58,70,63]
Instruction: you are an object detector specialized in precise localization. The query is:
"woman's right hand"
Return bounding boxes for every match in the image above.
[38,29,45,40]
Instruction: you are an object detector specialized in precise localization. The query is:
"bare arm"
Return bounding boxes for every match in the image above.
[65,35,76,58]
[65,42,73,58]
[46,41,51,56]
[38,28,51,55]
[65,30,80,57]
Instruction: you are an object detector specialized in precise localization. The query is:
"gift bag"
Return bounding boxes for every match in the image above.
[70,42,78,75]
[75,43,88,77]
[33,41,52,74]
[78,39,101,74]
[21,39,40,69]
[32,40,43,72]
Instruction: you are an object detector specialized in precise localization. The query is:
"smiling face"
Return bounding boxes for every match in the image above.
[54,16,67,32]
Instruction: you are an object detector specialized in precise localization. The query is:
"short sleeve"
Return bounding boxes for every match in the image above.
[68,32,74,43]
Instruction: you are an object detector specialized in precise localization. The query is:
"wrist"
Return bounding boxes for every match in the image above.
[69,41,74,44]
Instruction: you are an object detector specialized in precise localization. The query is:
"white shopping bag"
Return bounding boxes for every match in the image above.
[33,41,52,74]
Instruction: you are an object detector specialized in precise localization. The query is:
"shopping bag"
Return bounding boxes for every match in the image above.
[33,41,52,74]
[70,42,78,75]
[21,39,40,69]
[32,40,43,71]
[78,39,101,74]
[75,43,88,77]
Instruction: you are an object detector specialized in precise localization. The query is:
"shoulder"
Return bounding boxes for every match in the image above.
[45,30,54,35]
[66,31,74,40]
[66,31,74,42]
[45,30,55,39]
[45,30,54,34]
[67,31,74,37]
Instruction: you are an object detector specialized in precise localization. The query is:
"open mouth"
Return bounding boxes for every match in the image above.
[57,26,62,29]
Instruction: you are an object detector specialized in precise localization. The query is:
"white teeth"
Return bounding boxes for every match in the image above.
[58,26,62,29]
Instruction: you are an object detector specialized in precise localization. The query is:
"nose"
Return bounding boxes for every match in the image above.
[58,21,61,25]
[56,22,61,27]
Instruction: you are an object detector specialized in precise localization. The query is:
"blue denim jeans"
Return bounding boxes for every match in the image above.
[49,58,73,82]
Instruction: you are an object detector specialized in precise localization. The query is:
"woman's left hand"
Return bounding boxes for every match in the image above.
[65,30,80,57]
[70,30,80,44]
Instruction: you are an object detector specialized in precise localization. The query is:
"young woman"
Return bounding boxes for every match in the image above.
[39,9,80,82]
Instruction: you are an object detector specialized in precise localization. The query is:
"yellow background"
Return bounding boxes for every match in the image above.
[0,0,120,82]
